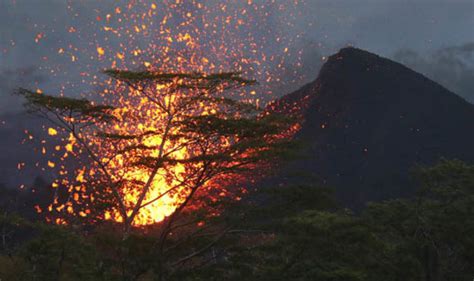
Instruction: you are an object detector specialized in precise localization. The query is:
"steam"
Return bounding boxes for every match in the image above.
[1,0,473,107]
[393,43,474,103]
[0,67,47,113]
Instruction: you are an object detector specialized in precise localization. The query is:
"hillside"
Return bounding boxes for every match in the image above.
[270,47,474,207]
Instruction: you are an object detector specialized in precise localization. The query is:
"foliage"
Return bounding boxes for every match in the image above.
[364,159,474,281]
[16,88,116,122]
[0,223,106,281]
[173,160,474,281]
[3,114,474,281]
[16,69,290,232]
[14,68,295,280]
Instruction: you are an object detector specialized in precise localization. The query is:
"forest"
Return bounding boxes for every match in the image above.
[1,159,473,281]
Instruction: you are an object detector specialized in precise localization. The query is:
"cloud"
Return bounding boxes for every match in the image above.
[393,43,474,103]
[0,67,47,113]
[1,0,473,104]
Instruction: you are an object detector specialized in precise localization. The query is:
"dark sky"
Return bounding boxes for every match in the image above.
[1,0,473,113]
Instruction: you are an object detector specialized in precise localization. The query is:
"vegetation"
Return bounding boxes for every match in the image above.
[9,69,295,281]
[197,159,474,281]
[1,160,473,280]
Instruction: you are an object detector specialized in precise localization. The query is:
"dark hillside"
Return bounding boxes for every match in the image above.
[271,47,474,207]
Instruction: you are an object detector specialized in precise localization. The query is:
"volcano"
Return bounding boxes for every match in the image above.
[270,47,474,208]
[2,47,474,211]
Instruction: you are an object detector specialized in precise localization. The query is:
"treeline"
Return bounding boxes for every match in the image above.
[1,159,473,281]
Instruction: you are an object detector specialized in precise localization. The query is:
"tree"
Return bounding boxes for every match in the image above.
[18,225,104,281]
[364,159,474,281]
[16,70,293,280]
[217,189,386,281]
[179,160,474,281]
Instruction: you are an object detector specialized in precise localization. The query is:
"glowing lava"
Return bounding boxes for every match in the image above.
[23,0,310,226]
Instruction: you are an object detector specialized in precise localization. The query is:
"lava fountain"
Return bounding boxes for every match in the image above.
[21,0,308,226]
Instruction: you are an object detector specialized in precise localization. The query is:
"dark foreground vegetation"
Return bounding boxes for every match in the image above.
[1,159,473,281]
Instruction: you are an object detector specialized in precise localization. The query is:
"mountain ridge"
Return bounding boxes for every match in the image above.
[270,47,474,207]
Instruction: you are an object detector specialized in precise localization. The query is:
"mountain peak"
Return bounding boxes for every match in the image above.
[271,47,474,208]
[313,47,472,113]
[334,46,376,57]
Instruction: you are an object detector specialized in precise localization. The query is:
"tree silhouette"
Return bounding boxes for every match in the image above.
[16,69,293,280]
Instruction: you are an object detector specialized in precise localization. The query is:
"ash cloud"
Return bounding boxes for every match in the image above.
[393,43,474,103]
[2,0,474,101]
[0,67,47,113]
[277,40,326,93]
